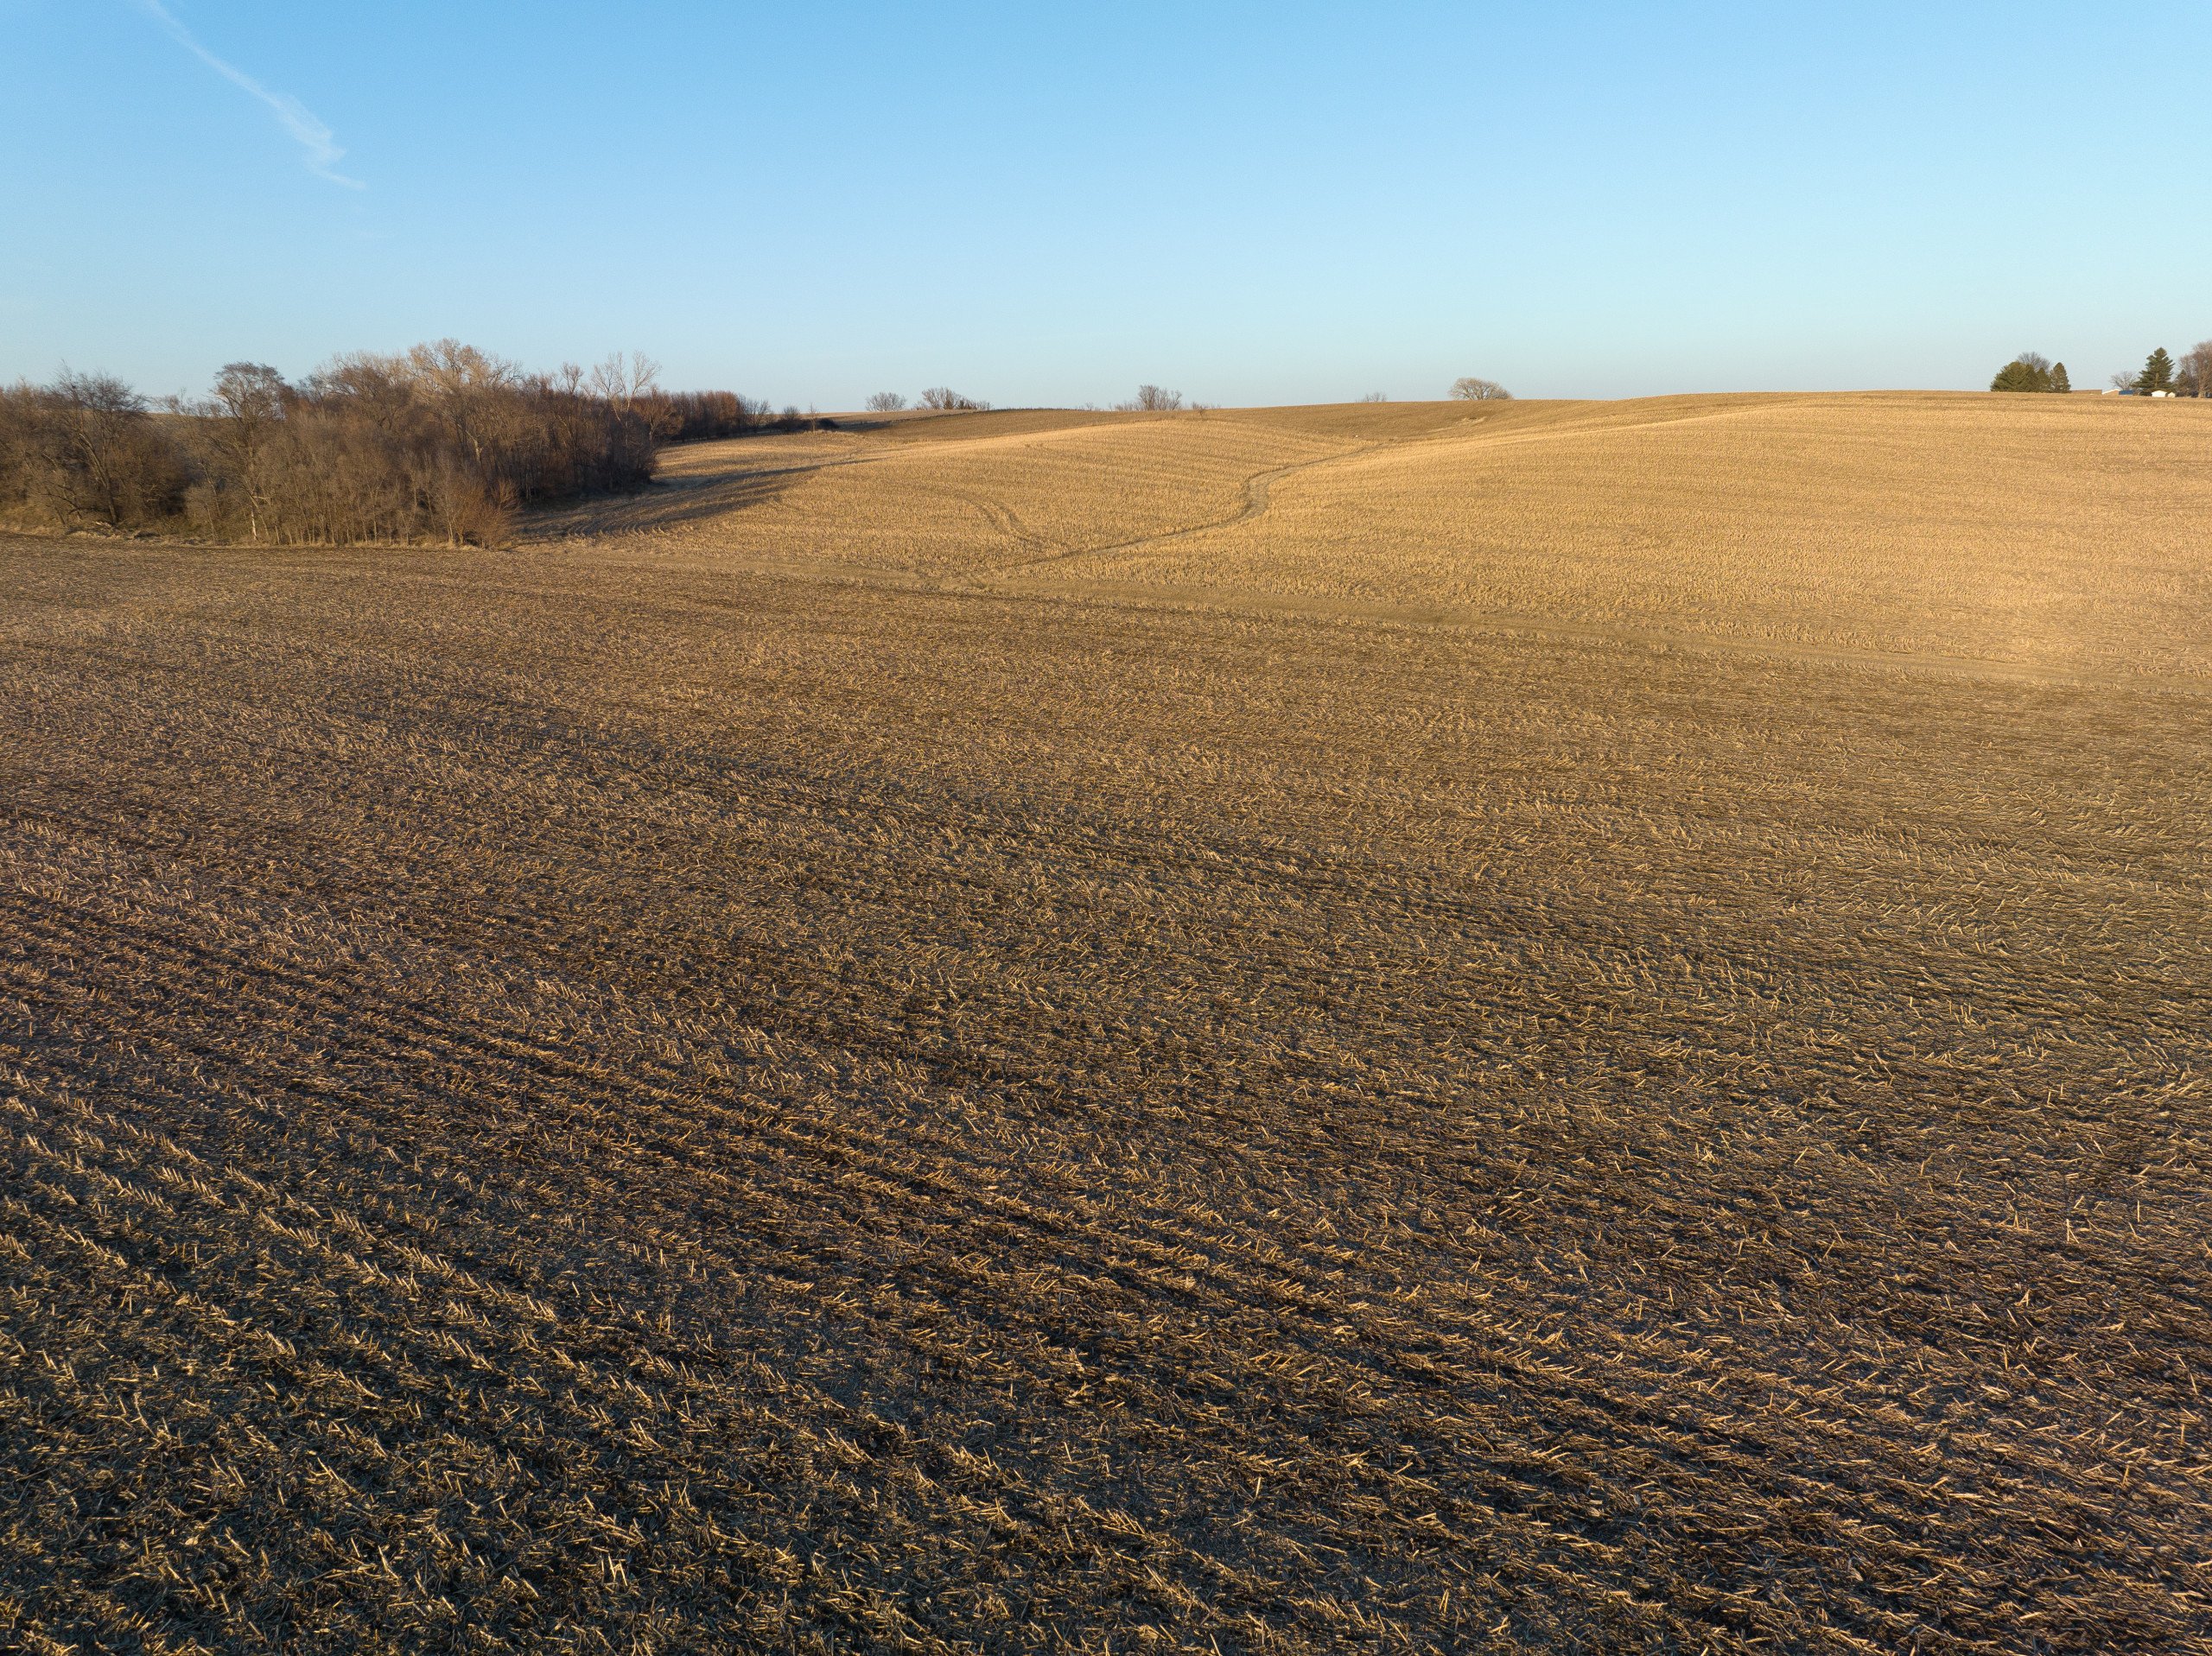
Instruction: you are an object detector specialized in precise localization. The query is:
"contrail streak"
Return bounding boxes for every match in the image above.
[135,0,365,188]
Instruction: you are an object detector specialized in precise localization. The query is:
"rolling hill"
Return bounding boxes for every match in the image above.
[3,392,2208,1653]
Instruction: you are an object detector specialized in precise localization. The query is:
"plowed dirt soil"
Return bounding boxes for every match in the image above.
[4,394,2209,1653]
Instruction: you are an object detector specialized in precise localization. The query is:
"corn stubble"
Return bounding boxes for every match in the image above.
[3,393,2209,1653]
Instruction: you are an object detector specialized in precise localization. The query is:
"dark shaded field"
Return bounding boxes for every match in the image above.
[3,409,2209,1653]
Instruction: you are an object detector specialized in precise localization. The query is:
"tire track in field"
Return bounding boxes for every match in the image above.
[976,441,1391,576]
[546,453,2207,693]
[953,406,1790,582]
[912,482,1060,557]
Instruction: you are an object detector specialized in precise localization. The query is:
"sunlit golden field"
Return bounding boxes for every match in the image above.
[593,391,2212,678]
[4,392,2209,1653]
[1100,394,2212,676]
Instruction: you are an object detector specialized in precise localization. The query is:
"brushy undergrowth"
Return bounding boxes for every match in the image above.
[0,344,791,548]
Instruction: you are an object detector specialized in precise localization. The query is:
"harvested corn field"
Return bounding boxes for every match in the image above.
[3,394,2209,1653]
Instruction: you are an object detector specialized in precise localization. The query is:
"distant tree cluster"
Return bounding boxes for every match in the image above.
[2181,341,2212,397]
[2103,345,2212,395]
[0,343,772,545]
[2000,344,2212,397]
[1116,385,1185,412]
[868,389,990,414]
[1991,352,2070,393]
[647,389,780,441]
[1449,377,1512,401]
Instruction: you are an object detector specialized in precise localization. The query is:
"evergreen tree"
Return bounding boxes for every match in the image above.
[2137,347,2176,393]
[1989,353,2071,394]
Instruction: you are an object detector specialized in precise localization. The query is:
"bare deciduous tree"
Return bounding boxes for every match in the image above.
[201,363,288,540]
[1360,391,1389,403]
[866,392,907,412]
[0,383,35,511]
[21,371,188,529]
[589,351,661,408]
[919,387,988,411]
[2179,339,2212,398]
[306,351,414,433]
[400,339,520,469]
[1116,385,1184,412]
[0,346,786,546]
[1450,377,1512,401]
[639,391,772,440]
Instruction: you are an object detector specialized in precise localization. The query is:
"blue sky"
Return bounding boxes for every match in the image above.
[3,2,2208,406]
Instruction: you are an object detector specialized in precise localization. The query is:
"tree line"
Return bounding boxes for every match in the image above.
[1993,343,2212,396]
[2111,343,2212,396]
[0,343,781,546]
[863,389,992,413]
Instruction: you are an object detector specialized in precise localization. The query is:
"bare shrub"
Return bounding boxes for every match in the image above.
[424,456,513,549]
[919,387,988,411]
[1450,377,1512,401]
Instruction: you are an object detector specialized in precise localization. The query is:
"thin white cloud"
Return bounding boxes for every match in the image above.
[136,0,365,188]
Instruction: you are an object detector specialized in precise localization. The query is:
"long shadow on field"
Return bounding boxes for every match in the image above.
[528,451,862,541]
